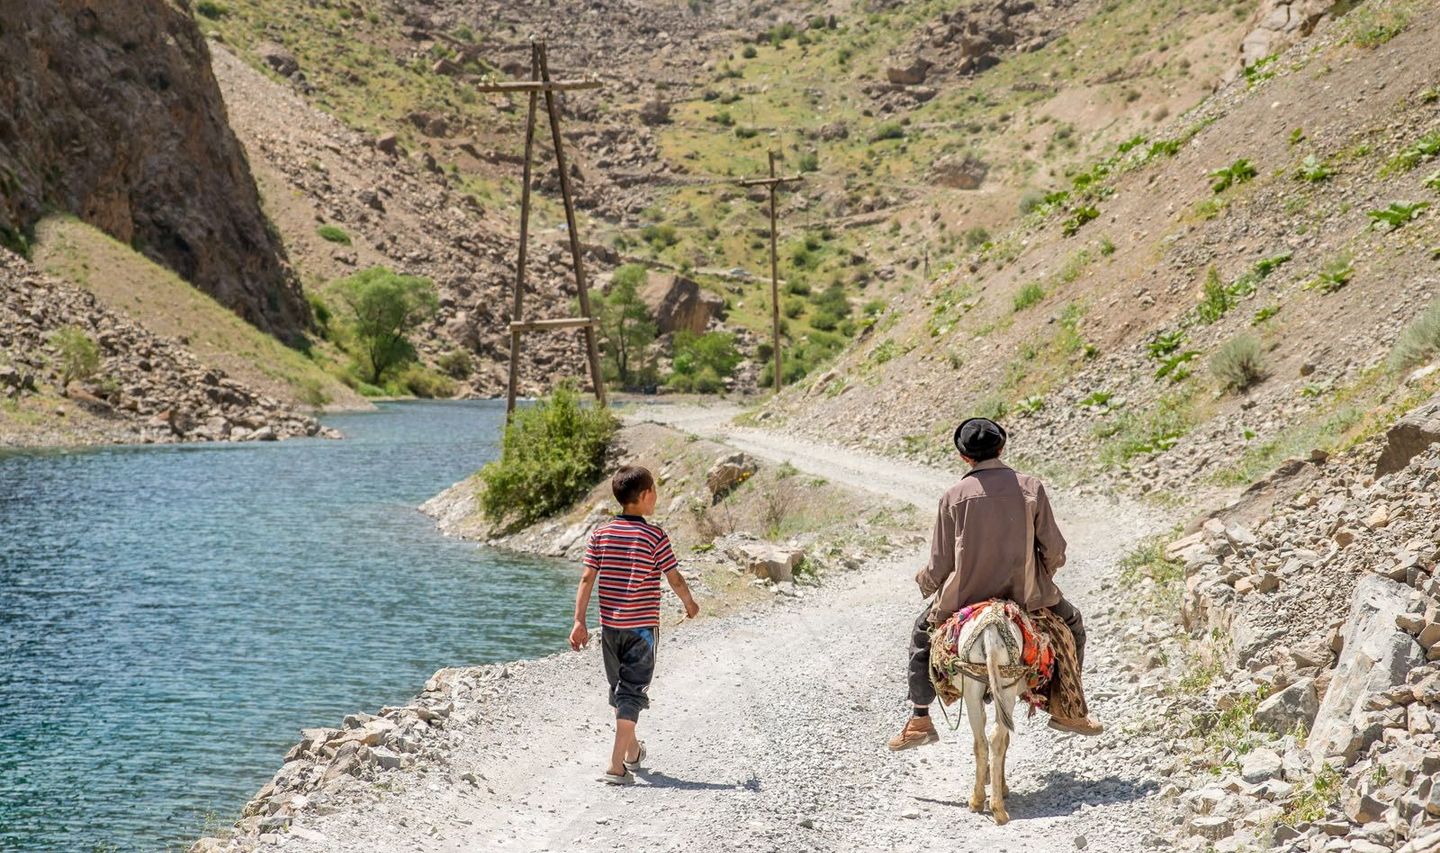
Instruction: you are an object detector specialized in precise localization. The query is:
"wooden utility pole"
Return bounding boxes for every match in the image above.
[737,151,802,394]
[477,41,606,418]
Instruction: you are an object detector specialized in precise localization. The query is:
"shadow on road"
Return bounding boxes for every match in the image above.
[914,771,1159,821]
[634,769,759,792]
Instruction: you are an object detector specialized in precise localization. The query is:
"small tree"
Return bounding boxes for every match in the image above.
[333,267,438,384]
[49,326,100,393]
[594,264,657,390]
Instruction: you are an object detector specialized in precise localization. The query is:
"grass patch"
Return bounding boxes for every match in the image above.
[1097,389,1197,466]
[1390,297,1440,370]
[317,224,352,245]
[1344,2,1412,48]
[1012,282,1046,312]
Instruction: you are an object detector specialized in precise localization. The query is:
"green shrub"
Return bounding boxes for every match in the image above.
[317,224,351,245]
[963,226,991,250]
[667,330,740,394]
[195,0,229,19]
[306,292,332,336]
[1061,205,1099,237]
[479,384,617,530]
[735,126,759,139]
[1211,335,1265,392]
[1012,282,1045,312]
[1345,4,1411,47]
[1209,158,1257,193]
[870,122,904,142]
[640,223,679,248]
[1197,267,1234,324]
[594,264,657,390]
[1253,305,1280,325]
[398,364,456,398]
[437,349,475,379]
[798,151,820,172]
[297,378,330,409]
[49,326,101,390]
[711,109,734,127]
[741,44,758,59]
[1390,298,1440,370]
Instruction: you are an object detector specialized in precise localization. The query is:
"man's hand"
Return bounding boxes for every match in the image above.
[683,597,700,619]
[569,620,590,651]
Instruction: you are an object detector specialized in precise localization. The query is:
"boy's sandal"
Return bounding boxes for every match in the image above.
[598,769,635,786]
[623,741,647,771]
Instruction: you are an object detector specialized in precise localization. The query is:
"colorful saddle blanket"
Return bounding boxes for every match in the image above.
[929,599,1056,709]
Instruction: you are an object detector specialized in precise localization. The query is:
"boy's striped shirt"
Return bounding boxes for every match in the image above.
[584,515,679,629]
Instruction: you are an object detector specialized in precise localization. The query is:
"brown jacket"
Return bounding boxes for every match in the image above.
[915,458,1067,623]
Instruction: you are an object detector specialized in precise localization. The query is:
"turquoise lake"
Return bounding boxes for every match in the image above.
[0,400,575,852]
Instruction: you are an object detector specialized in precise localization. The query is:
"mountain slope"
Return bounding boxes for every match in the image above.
[0,0,310,342]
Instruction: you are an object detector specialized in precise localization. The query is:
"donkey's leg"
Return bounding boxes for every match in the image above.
[963,681,988,813]
[990,711,1013,824]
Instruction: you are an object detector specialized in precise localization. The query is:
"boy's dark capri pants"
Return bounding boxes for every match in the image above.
[907,597,1087,706]
[602,626,657,722]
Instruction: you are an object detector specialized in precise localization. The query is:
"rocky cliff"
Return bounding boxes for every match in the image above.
[0,0,309,342]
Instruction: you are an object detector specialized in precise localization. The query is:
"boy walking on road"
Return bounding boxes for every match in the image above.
[570,465,700,785]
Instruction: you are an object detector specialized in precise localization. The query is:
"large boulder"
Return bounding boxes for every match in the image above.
[885,55,932,85]
[1374,392,1440,476]
[932,154,990,190]
[706,452,757,501]
[639,273,725,336]
[638,100,672,126]
[1309,576,1426,764]
[724,540,805,583]
[1254,677,1319,733]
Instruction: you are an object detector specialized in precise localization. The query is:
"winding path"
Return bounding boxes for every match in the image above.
[269,404,1170,853]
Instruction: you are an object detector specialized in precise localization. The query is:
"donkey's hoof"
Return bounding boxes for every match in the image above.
[968,794,986,813]
[992,807,1010,826]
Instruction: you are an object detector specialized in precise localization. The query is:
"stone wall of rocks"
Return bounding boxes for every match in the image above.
[0,249,329,445]
[1160,403,1440,851]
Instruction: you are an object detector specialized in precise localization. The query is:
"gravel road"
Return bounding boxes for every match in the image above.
[261,405,1172,853]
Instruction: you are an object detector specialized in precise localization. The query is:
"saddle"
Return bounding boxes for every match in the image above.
[929,599,1088,721]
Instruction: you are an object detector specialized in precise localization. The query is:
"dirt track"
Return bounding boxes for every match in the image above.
[262,404,1171,852]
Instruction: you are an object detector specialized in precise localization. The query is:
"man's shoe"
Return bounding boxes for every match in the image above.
[887,716,940,751]
[1048,715,1104,736]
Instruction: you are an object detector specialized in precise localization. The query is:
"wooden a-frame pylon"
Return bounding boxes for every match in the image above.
[477,40,606,418]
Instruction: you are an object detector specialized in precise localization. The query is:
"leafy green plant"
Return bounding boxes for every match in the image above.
[1390,297,1440,370]
[317,224,352,245]
[1305,255,1354,294]
[478,383,618,531]
[333,267,439,384]
[1281,764,1342,826]
[48,326,101,391]
[1368,201,1430,231]
[1425,169,1440,192]
[1197,268,1234,323]
[1146,139,1183,160]
[667,331,741,393]
[1147,330,1185,359]
[1252,251,1293,280]
[973,395,1008,421]
[1013,282,1046,312]
[1061,205,1099,237]
[1209,158,1257,193]
[1079,390,1114,410]
[1211,334,1266,392]
[797,151,820,173]
[1097,391,1194,465]
[1243,54,1279,88]
[1155,350,1199,382]
[1295,155,1332,183]
[1015,395,1045,415]
[1253,305,1280,325]
[1384,131,1440,174]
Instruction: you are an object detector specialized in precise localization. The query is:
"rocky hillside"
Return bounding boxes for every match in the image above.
[763,0,1440,502]
[1125,393,1440,851]
[195,0,1258,394]
[0,0,309,342]
[0,249,329,446]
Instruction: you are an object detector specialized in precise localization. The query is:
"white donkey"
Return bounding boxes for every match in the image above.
[951,604,1026,825]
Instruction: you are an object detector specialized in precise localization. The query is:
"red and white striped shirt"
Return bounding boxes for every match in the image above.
[584,515,680,629]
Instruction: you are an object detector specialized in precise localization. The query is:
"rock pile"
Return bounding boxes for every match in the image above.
[191,663,513,852]
[1160,421,1440,851]
[0,250,329,445]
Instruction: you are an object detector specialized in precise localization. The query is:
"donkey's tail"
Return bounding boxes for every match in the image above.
[985,623,1015,733]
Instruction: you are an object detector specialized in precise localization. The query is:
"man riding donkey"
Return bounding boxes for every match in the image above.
[888,417,1103,751]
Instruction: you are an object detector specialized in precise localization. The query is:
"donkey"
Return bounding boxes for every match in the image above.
[953,605,1025,825]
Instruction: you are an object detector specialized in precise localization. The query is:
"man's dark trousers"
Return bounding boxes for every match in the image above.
[907,597,1087,706]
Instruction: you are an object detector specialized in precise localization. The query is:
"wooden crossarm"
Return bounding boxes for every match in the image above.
[509,317,596,333]
[474,80,602,93]
[736,175,803,187]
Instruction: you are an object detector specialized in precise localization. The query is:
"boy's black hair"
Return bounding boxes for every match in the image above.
[612,465,655,507]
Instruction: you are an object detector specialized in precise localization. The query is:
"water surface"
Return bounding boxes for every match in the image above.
[0,400,575,851]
